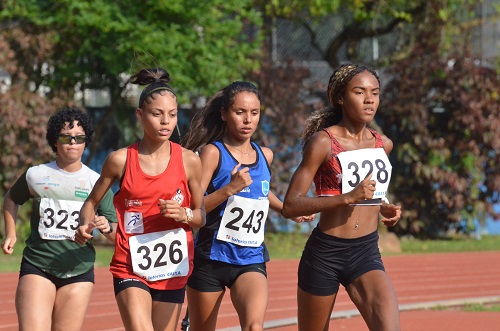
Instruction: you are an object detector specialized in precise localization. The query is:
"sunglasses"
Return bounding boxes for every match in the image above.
[57,134,87,144]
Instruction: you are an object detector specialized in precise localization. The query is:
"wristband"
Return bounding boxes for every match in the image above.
[99,222,113,235]
[183,207,194,223]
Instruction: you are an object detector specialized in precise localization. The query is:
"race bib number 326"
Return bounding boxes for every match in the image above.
[129,228,189,282]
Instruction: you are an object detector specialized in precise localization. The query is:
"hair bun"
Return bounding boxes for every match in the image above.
[129,68,171,86]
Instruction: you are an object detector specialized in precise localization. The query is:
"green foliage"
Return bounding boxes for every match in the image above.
[1,0,263,101]
[1,0,498,241]
[0,0,264,197]
[379,2,500,237]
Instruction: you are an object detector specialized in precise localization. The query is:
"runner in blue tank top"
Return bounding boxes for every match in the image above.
[181,82,314,331]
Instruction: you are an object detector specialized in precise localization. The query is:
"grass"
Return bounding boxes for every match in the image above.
[1,233,499,272]
[462,303,500,312]
[432,303,500,312]
[399,234,500,254]
[0,243,115,273]
[265,232,500,259]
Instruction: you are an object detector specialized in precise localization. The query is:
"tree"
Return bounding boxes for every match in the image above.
[0,26,70,191]
[261,0,429,68]
[250,0,498,236]
[0,0,263,190]
[380,2,500,237]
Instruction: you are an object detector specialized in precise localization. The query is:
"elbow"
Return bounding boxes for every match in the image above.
[199,216,206,228]
[192,210,206,229]
[281,204,291,219]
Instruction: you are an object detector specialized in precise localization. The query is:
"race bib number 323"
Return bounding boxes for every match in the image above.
[38,198,83,240]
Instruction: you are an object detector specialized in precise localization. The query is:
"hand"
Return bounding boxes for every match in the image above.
[74,222,95,245]
[227,163,253,195]
[93,215,111,234]
[159,199,186,223]
[348,173,376,204]
[1,236,16,255]
[291,214,316,223]
[380,203,402,227]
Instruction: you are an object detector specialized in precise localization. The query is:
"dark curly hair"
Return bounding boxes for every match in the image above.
[46,108,94,154]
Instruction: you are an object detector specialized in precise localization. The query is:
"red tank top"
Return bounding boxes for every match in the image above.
[314,128,384,196]
[110,142,193,290]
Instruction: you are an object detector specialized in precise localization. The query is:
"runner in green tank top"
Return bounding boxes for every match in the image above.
[2,108,117,331]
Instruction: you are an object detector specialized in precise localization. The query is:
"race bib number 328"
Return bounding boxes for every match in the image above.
[337,148,392,201]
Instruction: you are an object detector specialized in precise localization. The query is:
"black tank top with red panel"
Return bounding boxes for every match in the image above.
[314,128,384,196]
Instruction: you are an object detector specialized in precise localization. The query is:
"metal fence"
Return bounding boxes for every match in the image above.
[271,1,500,84]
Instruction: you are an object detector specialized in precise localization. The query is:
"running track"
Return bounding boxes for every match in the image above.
[1,251,499,330]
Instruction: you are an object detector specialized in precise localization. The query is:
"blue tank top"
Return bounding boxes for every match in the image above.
[194,141,271,265]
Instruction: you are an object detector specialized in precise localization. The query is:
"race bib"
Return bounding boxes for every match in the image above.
[129,228,189,282]
[216,195,269,247]
[38,198,83,240]
[337,148,392,205]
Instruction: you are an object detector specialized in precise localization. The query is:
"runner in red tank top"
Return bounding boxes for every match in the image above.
[76,68,205,331]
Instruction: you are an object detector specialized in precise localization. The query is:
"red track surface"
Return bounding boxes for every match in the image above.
[1,251,500,330]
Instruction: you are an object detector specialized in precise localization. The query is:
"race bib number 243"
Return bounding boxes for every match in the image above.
[216,195,269,247]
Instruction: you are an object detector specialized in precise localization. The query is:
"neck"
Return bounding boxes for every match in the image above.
[223,139,253,155]
[342,125,366,139]
[55,159,83,172]
[138,139,170,156]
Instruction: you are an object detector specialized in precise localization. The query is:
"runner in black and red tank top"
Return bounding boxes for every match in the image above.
[314,127,384,197]
[283,63,403,331]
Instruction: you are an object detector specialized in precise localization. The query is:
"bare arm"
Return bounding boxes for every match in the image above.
[183,149,206,228]
[261,146,281,213]
[75,149,126,244]
[1,191,19,255]
[379,134,401,226]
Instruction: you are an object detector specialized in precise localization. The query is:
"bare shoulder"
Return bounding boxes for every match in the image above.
[199,144,221,167]
[182,147,202,166]
[106,148,127,169]
[260,146,274,164]
[181,147,202,179]
[101,148,127,179]
[307,129,332,154]
[199,144,220,159]
[381,134,394,154]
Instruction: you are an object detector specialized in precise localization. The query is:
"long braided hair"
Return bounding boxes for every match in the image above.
[301,63,380,150]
